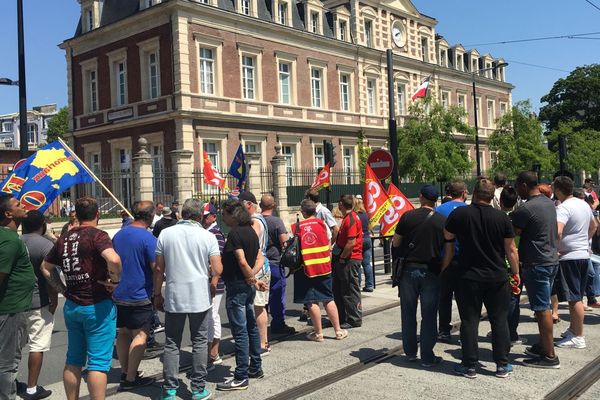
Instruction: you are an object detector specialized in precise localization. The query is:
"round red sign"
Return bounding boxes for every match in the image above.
[367,149,394,180]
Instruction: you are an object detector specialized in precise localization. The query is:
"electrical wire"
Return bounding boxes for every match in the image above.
[504,60,571,73]
[584,0,600,13]
[464,31,600,47]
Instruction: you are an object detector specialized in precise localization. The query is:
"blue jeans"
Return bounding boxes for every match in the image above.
[586,260,600,299]
[362,239,374,289]
[268,264,287,328]
[225,280,262,380]
[399,266,440,363]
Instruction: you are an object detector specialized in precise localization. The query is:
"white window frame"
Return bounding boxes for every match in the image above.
[441,90,450,109]
[199,47,215,95]
[500,101,508,116]
[339,73,351,112]
[27,124,37,145]
[342,145,355,184]
[2,122,13,133]
[275,51,297,106]
[366,78,377,114]
[421,37,429,62]
[313,144,324,169]
[195,34,224,97]
[487,99,496,128]
[276,1,289,25]
[80,57,98,114]
[396,81,406,116]
[138,37,161,100]
[278,62,291,105]
[281,143,296,186]
[308,59,328,109]
[456,54,463,72]
[364,19,373,47]
[242,55,256,100]
[338,19,348,41]
[237,0,257,17]
[311,11,320,34]
[238,44,263,101]
[107,48,128,108]
[311,68,322,108]
[439,49,446,67]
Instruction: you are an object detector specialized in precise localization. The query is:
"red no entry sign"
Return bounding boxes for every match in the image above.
[367,149,394,180]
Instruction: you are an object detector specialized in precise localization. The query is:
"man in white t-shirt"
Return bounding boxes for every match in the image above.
[306,189,339,244]
[492,173,507,210]
[154,199,222,400]
[150,202,164,230]
[553,177,597,349]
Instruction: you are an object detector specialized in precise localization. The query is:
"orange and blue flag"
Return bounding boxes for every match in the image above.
[228,144,247,194]
[0,140,95,212]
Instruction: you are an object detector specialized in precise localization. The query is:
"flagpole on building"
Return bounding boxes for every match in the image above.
[57,138,133,217]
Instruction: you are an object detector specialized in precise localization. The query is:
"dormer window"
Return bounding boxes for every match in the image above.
[241,0,251,15]
[311,12,319,34]
[421,38,429,62]
[278,2,288,25]
[440,49,446,67]
[339,20,347,41]
[141,0,161,9]
[472,59,478,73]
[457,54,463,71]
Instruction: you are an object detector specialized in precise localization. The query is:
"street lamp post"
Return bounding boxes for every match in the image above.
[472,62,508,177]
[17,0,29,159]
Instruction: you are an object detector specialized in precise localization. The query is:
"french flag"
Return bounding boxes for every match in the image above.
[411,76,431,101]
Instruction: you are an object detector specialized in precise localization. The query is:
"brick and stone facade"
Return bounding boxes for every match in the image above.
[62,0,513,201]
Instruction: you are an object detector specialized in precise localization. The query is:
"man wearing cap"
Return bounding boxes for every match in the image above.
[443,179,519,379]
[392,185,446,367]
[239,192,272,355]
[153,207,177,238]
[202,202,226,370]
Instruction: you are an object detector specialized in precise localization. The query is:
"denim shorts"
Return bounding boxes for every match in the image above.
[557,259,590,302]
[522,265,559,311]
[63,298,116,371]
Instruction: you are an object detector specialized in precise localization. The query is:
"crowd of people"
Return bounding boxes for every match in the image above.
[1,171,599,399]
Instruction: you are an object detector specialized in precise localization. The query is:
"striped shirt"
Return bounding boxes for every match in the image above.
[208,222,226,294]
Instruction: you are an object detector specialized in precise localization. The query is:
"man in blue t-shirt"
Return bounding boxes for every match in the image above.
[112,201,157,391]
[435,180,468,343]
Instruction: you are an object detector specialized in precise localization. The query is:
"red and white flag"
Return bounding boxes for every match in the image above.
[203,150,227,189]
[411,76,431,101]
[310,163,331,192]
[380,183,414,236]
[364,164,392,230]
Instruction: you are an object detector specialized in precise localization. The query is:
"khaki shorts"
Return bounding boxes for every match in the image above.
[27,306,55,352]
[254,269,271,307]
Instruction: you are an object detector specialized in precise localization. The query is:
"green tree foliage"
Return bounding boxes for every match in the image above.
[539,64,600,132]
[357,129,371,181]
[46,106,69,143]
[488,100,554,179]
[397,97,474,182]
[546,121,600,175]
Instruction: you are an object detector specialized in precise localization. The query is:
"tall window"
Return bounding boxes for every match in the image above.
[2,122,13,132]
[364,20,373,47]
[89,152,101,198]
[242,56,255,100]
[282,145,294,186]
[441,91,450,109]
[421,38,429,62]
[279,62,291,104]
[278,2,287,25]
[151,144,165,195]
[343,147,353,184]
[27,124,37,145]
[203,142,219,167]
[199,48,214,95]
[241,0,251,15]
[440,50,446,67]
[487,100,495,127]
[148,52,160,99]
[89,70,98,112]
[500,102,508,116]
[310,68,322,108]
[367,79,376,114]
[339,20,347,41]
[457,54,463,71]
[472,59,478,73]
[339,73,350,112]
[314,145,324,169]
[476,97,482,124]
[116,61,127,106]
[311,12,319,33]
[85,8,93,32]
[396,83,406,115]
[458,94,466,111]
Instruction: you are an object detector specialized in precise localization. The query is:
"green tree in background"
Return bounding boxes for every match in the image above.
[46,106,69,143]
[488,100,554,179]
[539,64,600,133]
[396,97,473,182]
[357,129,371,181]
[546,121,600,176]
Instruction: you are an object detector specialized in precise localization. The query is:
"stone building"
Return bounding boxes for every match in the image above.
[62,0,512,202]
[0,104,58,149]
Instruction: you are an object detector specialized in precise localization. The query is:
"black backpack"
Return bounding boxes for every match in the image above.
[280,215,302,277]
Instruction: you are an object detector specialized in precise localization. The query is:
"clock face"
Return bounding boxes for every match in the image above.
[392,22,403,47]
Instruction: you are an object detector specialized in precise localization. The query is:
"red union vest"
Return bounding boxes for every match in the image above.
[292,218,331,278]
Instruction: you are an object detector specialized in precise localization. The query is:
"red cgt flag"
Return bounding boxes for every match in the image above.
[364,164,392,230]
[380,183,414,236]
[310,163,331,192]
[203,150,227,189]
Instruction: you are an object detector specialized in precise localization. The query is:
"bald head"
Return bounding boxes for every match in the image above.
[133,201,155,226]
[260,194,276,211]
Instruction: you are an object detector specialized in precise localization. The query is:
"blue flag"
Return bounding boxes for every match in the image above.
[0,140,95,212]
[228,144,247,194]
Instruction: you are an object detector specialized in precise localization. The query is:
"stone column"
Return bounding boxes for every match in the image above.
[245,152,261,194]
[132,138,154,202]
[170,149,194,202]
[270,144,290,223]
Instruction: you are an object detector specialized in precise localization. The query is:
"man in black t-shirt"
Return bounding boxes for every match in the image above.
[444,179,519,379]
[392,185,446,368]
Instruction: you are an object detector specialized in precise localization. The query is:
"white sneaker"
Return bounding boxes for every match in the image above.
[584,305,593,311]
[560,327,575,339]
[555,335,586,349]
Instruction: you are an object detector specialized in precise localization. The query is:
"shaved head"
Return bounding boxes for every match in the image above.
[260,194,276,211]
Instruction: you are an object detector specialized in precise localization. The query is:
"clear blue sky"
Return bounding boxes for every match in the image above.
[1,0,599,115]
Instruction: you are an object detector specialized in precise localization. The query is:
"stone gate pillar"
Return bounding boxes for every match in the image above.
[132,138,154,202]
